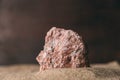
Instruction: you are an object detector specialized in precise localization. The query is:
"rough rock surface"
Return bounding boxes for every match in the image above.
[36,27,89,71]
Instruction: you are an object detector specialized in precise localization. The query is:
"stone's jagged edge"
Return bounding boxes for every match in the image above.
[36,27,90,71]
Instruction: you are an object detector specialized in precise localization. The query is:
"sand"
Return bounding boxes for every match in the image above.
[0,61,119,80]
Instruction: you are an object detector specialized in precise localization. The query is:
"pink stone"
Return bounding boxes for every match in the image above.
[36,27,89,71]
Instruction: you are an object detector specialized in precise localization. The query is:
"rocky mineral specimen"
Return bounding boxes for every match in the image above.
[36,27,89,71]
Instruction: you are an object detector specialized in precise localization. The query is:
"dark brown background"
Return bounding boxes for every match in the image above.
[0,0,120,65]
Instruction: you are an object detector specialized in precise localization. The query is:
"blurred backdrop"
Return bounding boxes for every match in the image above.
[0,0,120,65]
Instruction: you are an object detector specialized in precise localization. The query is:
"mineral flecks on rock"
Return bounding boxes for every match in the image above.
[36,27,89,71]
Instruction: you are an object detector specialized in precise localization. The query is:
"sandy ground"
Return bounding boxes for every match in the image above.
[0,61,119,80]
